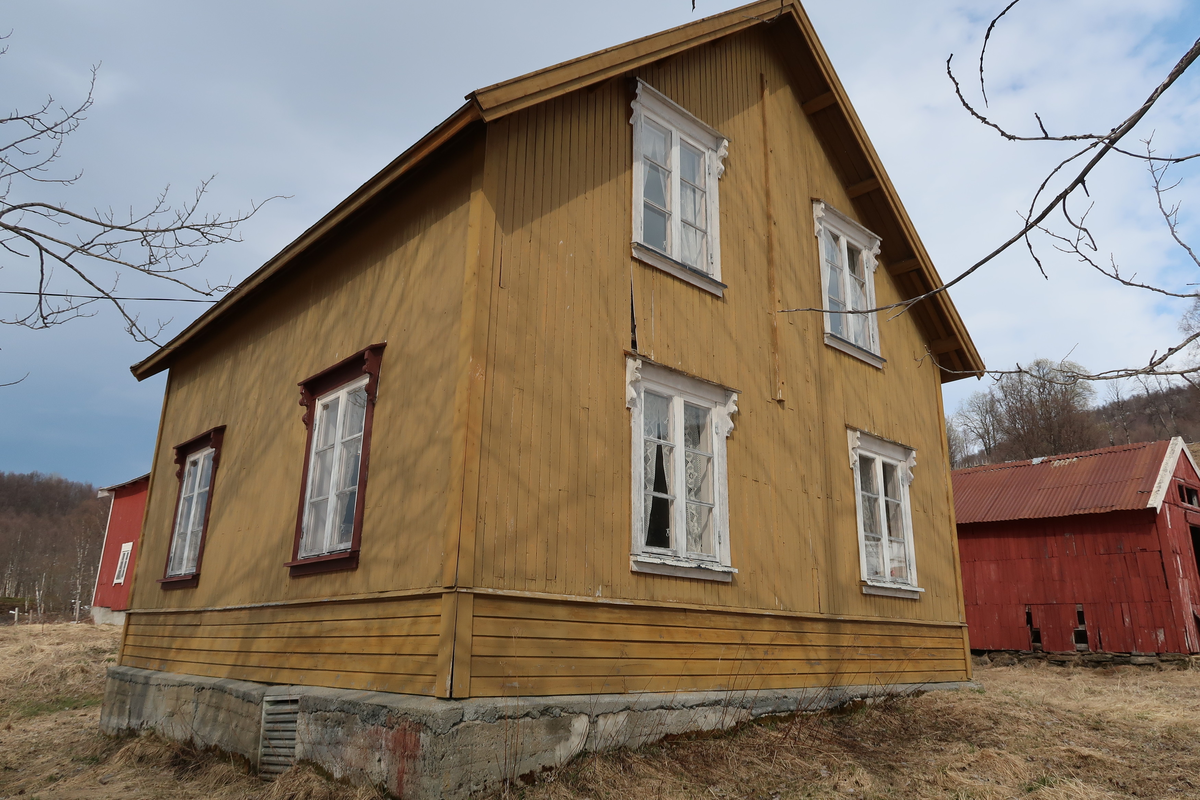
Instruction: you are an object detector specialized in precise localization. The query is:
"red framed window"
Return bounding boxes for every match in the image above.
[287,343,385,577]
[159,426,225,589]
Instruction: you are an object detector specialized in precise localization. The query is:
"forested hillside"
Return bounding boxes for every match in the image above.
[0,472,110,620]
[949,364,1200,468]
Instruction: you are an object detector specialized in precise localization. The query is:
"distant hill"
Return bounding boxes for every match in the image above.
[0,472,110,620]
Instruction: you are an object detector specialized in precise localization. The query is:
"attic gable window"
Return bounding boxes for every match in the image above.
[626,358,738,582]
[814,201,883,368]
[159,425,225,589]
[287,344,385,577]
[631,80,729,297]
[848,430,922,599]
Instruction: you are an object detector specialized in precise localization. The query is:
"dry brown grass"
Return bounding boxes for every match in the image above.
[511,663,1200,800]
[0,620,119,719]
[0,623,372,800]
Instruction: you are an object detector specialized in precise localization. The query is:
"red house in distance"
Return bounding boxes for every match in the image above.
[91,474,149,626]
[954,438,1200,656]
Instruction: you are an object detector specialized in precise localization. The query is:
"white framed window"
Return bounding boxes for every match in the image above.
[814,201,883,367]
[626,358,738,581]
[113,541,133,585]
[299,376,369,558]
[848,429,922,599]
[166,446,215,578]
[631,80,729,296]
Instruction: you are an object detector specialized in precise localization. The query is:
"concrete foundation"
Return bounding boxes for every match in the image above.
[90,606,126,626]
[102,666,975,799]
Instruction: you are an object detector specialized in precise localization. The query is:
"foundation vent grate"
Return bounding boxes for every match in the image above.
[259,696,300,778]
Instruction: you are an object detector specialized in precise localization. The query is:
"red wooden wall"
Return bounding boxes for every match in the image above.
[959,454,1200,654]
[92,477,149,612]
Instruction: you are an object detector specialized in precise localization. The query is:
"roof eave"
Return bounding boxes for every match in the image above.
[97,472,151,497]
[130,101,483,381]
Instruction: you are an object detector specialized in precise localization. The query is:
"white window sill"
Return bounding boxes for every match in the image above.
[632,242,725,297]
[824,332,884,369]
[861,582,923,600]
[631,554,736,583]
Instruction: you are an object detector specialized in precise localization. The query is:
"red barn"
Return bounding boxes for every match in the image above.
[954,438,1200,655]
[91,474,149,626]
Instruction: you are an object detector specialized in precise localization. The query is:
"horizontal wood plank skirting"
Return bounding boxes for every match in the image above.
[467,591,968,696]
[121,592,445,697]
[121,588,968,699]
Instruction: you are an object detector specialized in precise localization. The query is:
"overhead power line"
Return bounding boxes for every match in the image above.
[0,290,218,303]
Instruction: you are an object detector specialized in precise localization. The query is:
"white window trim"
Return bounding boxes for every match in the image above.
[626,358,738,582]
[847,428,923,599]
[167,446,215,578]
[814,201,883,367]
[112,541,133,585]
[299,375,369,559]
[631,79,729,296]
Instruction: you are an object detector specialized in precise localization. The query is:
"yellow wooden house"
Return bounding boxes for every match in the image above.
[120,0,983,707]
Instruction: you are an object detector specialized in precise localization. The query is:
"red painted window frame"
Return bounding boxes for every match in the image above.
[159,426,226,590]
[286,343,385,578]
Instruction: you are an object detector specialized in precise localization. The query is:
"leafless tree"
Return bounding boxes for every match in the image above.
[0,34,275,351]
[1099,382,1134,446]
[954,359,1100,463]
[957,391,1003,462]
[945,415,971,470]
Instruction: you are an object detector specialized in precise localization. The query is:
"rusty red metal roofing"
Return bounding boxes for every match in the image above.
[952,440,1174,524]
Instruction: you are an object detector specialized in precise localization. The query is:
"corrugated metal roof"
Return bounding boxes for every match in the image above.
[953,440,1174,524]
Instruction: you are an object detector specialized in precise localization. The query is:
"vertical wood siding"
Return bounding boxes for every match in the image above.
[960,506,1200,654]
[470,28,964,628]
[128,133,481,614]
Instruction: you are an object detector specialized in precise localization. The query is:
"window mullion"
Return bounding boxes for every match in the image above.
[183,457,200,558]
[673,394,686,559]
[324,391,345,552]
[876,459,890,577]
[841,238,853,312]
[670,133,681,261]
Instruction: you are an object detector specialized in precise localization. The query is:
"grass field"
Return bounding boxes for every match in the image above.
[2,623,1200,799]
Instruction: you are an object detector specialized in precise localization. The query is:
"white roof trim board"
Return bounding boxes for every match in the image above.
[1147,437,1195,512]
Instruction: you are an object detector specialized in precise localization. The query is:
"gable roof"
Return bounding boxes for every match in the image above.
[952,438,1199,525]
[131,0,983,382]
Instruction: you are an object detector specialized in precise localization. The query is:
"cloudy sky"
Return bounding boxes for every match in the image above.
[2,0,1198,486]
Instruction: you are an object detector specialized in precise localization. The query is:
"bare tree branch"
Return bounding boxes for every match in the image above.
[0,34,280,348]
